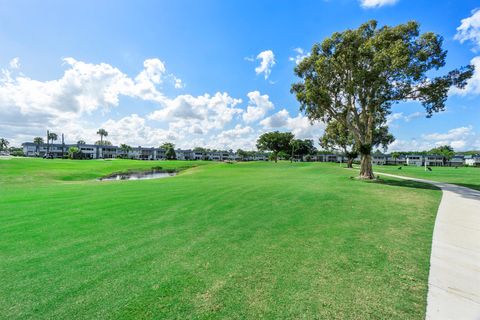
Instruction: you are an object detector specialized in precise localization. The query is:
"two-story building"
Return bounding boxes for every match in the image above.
[465,154,480,167]
[406,155,424,166]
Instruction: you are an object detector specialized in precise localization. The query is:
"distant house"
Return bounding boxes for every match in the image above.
[386,154,406,165]
[406,155,424,166]
[424,155,444,167]
[465,155,480,167]
[22,142,268,162]
[372,154,387,165]
[447,155,465,167]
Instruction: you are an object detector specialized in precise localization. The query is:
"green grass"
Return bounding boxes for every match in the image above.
[0,158,441,319]
[372,164,480,191]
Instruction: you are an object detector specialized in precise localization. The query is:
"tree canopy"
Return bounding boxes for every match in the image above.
[429,145,455,165]
[256,131,294,163]
[48,132,58,142]
[290,139,316,161]
[33,137,44,145]
[160,142,175,150]
[166,147,176,160]
[95,140,112,146]
[0,138,9,151]
[292,20,473,178]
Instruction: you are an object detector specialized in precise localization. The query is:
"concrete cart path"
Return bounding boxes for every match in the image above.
[376,172,480,320]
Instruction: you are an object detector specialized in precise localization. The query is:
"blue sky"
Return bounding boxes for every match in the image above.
[1,0,479,151]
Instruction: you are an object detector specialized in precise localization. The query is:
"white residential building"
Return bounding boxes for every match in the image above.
[406,155,424,166]
[372,154,387,165]
[424,155,444,167]
[465,155,480,167]
[447,155,465,167]
[22,142,267,162]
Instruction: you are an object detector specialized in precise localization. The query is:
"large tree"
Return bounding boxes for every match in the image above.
[292,20,473,179]
[430,145,455,166]
[256,131,294,163]
[320,119,394,168]
[290,139,316,162]
[320,120,357,168]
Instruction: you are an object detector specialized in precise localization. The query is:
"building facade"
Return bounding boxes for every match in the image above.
[465,155,480,167]
[21,142,268,161]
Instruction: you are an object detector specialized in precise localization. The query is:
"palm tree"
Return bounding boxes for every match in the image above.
[391,152,400,165]
[48,132,58,144]
[33,137,44,156]
[96,129,108,145]
[119,144,132,158]
[0,138,9,151]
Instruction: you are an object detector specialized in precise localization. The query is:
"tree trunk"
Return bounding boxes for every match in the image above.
[347,158,353,168]
[360,153,374,179]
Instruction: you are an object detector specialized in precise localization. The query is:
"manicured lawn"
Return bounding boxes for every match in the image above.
[0,158,441,319]
[372,164,480,191]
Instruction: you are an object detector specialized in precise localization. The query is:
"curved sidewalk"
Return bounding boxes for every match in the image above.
[376,173,480,319]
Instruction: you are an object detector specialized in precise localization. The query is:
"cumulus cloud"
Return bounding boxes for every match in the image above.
[450,56,480,96]
[389,126,479,152]
[455,8,480,51]
[387,111,424,126]
[101,114,175,146]
[0,57,186,145]
[242,91,274,123]
[360,0,399,8]
[289,48,310,65]
[260,109,324,140]
[214,125,256,150]
[0,57,180,121]
[255,50,275,79]
[9,57,20,69]
[148,92,242,131]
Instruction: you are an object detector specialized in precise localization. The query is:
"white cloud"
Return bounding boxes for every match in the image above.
[387,111,424,126]
[214,125,256,150]
[455,8,480,51]
[404,111,423,122]
[255,50,275,79]
[148,92,242,131]
[260,109,324,140]
[242,91,274,123]
[0,57,185,146]
[101,114,175,146]
[386,112,404,125]
[289,48,310,65]
[260,109,289,128]
[173,77,184,89]
[9,57,20,69]
[389,126,479,152]
[451,56,480,96]
[360,0,399,8]
[423,126,473,141]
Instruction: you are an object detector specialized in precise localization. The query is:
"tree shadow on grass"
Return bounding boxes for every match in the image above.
[366,177,441,191]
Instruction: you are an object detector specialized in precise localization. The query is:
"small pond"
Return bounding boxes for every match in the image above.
[98,170,177,181]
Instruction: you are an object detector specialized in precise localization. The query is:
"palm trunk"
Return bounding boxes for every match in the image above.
[360,153,374,179]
